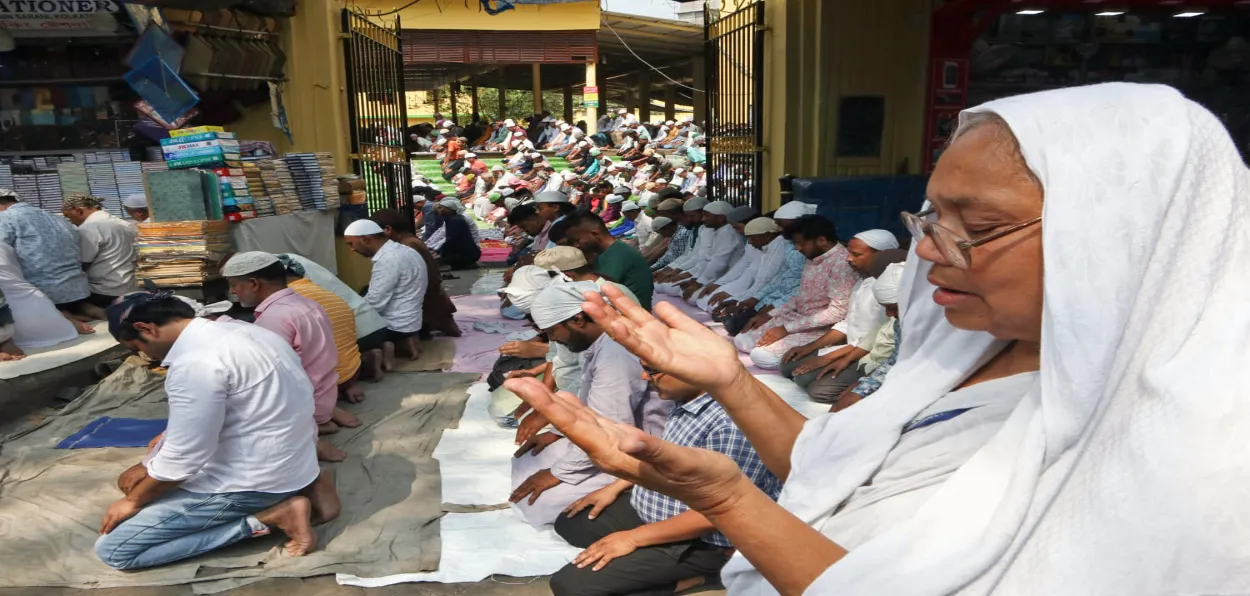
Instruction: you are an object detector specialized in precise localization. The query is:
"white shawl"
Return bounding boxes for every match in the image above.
[724,83,1250,594]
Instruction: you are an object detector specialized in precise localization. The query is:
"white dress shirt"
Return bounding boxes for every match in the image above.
[284,254,386,338]
[691,225,746,284]
[736,236,789,300]
[366,239,428,333]
[816,276,886,358]
[146,318,321,494]
[77,210,137,297]
[712,243,760,293]
[670,225,714,271]
[633,212,654,248]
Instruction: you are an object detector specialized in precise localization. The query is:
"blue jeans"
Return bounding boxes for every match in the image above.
[500,304,527,320]
[95,488,296,570]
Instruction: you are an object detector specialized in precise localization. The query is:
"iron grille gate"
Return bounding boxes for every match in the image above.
[704,2,765,210]
[342,9,411,214]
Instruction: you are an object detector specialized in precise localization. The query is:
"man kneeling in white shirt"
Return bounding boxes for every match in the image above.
[96,292,338,570]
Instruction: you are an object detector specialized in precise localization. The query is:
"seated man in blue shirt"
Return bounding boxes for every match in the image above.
[547,366,782,596]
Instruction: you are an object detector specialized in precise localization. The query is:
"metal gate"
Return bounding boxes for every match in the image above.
[704,2,765,210]
[342,9,411,214]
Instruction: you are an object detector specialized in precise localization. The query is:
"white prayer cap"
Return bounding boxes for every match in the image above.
[665,120,674,125]
[560,123,571,131]
[853,229,901,251]
[656,178,668,185]
[682,115,694,122]
[621,201,640,213]
[774,201,817,220]
[613,186,632,196]
[500,187,516,197]
[504,119,516,127]
[872,262,905,305]
[658,198,684,211]
[492,164,506,172]
[668,179,681,187]
[607,164,619,171]
[122,193,148,209]
[703,200,733,216]
[439,198,464,213]
[617,108,627,114]
[439,128,450,134]
[534,246,588,271]
[521,141,535,150]
[543,117,556,123]
[562,171,577,181]
[531,281,600,329]
[675,168,685,175]
[344,219,385,237]
[607,194,625,205]
[464,152,477,159]
[651,216,674,230]
[693,166,705,174]
[744,217,781,235]
[504,197,521,210]
[0,188,14,199]
[221,251,279,277]
[502,265,556,314]
[620,162,636,170]
[683,197,709,212]
[578,140,590,147]
[535,191,571,204]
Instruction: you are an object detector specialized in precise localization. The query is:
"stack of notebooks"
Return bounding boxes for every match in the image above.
[243,163,274,216]
[144,146,166,162]
[36,173,63,214]
[56,162,90,197]
[135,220,231,287]
[315,152,340,209]
[162,127,242,170]
[13,174,40,209]
[86,162,119,214]
[211,167,257,222]
[256,159,300,215]
[0,164,13,191]
[113,162,145,217]
[282,153,327,210]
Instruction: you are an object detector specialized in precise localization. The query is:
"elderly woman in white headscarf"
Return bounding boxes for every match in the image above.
[503,83,1250,595]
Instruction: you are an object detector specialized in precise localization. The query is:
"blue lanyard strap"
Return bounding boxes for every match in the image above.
[902,408,972,434]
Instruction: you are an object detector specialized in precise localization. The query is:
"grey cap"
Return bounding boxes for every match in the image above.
[535,191,571,204]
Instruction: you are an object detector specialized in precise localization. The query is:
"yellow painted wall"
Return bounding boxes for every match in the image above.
[348,0,598,30]
[756,0,929,212]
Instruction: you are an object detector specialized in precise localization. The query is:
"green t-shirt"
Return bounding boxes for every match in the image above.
[594,240,654,310]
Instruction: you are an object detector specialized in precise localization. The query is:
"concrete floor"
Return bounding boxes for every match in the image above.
[0,267,726,595]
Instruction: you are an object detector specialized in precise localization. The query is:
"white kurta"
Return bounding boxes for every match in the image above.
[814,276,887,357]
[0,241,77,349]
[691,243,760,310]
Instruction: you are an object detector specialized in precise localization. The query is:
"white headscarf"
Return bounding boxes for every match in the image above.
[725,83,1250,594]
[853,229,900,251]
[530,280,600,330]
[501,266,556,314]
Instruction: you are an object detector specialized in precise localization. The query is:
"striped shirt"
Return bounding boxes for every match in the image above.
[288,278,361,384]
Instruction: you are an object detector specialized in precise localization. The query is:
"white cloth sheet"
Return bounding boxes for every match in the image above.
[725,83,1250,595]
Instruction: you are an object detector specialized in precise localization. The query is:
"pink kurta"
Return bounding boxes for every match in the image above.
[734,244,858,359]
[254,288,340,424]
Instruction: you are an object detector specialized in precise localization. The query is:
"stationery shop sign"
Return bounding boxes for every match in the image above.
[0,0,121,36]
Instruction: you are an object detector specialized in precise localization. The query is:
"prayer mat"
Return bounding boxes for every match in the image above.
[390,337,456,373]
[55,416,166,449]
[0,361,478,593]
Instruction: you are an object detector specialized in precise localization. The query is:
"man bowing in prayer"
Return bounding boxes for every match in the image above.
[221,252,357,462]
[510,281,670,526]
[63,194,138,309]
[555,210,654,310]
[122,193,151,224]
[97,292,337,570]
[343,219,428,369]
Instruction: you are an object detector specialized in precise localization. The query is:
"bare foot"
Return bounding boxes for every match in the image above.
[303,468,341,525]
[330,406,361,429]
[254,496,317,556]
[62,311,95,334]
[0,352,23,361]
[381,342,395,372]
[674,576,707,593]
[316,440,347,462]
[341,384,365,404]
[403,336,423,361]
[317,420,340,435]
[363,349,384,382]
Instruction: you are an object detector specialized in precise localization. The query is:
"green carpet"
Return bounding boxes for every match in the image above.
[411,156,571,195]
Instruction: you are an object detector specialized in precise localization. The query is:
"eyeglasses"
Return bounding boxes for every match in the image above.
[901,208,1041,270]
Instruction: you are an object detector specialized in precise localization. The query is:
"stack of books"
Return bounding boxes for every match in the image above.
[282,153,327,210]
[135,220,232,287]
[162,127,242,170]
[316,152,340,209]
[112,162,144,217]
[243,163,274,216]
[211,167,256,222]
[86,161,119,213]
